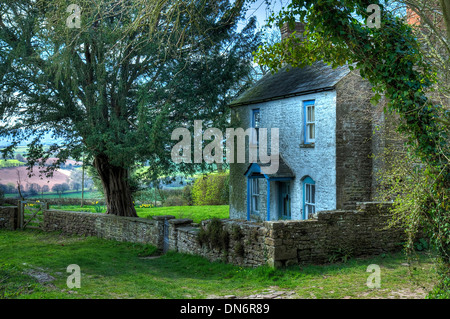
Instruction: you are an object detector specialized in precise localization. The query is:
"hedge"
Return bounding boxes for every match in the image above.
[192,173,229,206]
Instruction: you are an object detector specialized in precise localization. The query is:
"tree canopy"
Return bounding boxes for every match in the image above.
[0,0,261,216]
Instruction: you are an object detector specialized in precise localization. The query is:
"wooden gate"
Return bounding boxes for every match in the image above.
[18,201,49,230]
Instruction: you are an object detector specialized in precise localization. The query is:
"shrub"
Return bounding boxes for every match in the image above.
[197,218,229,252]
[182,185,193,206]
[192,173,229,206]
[133,187,184,206]
[163,196,188,207]
[230,225,243,241]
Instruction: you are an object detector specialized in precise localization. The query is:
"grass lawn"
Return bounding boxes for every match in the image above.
[136,205,229,222]
[0,229,439,299]
[49,204,230,223]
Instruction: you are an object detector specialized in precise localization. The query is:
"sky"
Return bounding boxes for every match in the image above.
[241,0,287,31]
[0,1,288,149]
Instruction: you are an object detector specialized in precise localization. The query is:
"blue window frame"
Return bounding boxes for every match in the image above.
[302,176,316,219]
[303,100,315,144]
[252,109,260,144]
[250,178,260,214]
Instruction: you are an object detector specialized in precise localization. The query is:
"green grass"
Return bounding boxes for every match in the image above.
[136,205,229,223]
[49,204,230,223]
[0,229,439,299]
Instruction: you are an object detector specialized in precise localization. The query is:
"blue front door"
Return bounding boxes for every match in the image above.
[279,182,291,220]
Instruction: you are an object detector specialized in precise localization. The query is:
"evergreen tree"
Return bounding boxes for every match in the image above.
[0,0,260,216]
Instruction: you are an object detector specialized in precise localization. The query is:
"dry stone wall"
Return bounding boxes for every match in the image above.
[0,202,413,268]
[0,206,17,230]
[42,210,169,248]
[177,219,268,266]
[266,202,407,267]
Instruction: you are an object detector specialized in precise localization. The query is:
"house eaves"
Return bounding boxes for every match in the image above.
[229,61,351,108]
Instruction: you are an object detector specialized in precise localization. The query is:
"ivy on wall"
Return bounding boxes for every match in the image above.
[254,0,450,294]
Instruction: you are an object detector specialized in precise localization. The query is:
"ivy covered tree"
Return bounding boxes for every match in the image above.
[254,0,450,296]
[0,0,260,217]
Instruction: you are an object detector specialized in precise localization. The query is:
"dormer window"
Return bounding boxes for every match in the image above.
[304,100,315,144]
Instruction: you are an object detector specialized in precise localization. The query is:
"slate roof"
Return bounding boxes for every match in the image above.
[230,61,351,107]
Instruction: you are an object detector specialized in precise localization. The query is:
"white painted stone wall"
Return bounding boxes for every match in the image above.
[235,90,337,220]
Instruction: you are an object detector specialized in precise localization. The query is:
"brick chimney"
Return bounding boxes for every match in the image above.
[406,7,420,26]
[406,3,445,30]
[280,22,306,41]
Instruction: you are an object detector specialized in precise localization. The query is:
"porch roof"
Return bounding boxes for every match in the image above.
[244,156,295,180]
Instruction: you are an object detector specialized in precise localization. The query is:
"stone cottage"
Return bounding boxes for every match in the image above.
[228,22,388,222]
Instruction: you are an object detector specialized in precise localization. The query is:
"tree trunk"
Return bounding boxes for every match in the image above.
[93,154,137,217]
[440,0,450,42]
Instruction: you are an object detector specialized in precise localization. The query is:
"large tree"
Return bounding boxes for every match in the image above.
[0,0,260,216]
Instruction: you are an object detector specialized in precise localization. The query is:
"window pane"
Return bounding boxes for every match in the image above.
[311,105,315,122]
[254,112,260,128]
[309,124,315,140]
[306,204,312,216]
[311,185,315,204]
[306,184,310,202]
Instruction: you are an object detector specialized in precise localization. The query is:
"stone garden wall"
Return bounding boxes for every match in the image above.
[175,219,268,267]
[42,210,166,247]
[0,202,413,268]
[0,206,18,230]
[265,202,407,267]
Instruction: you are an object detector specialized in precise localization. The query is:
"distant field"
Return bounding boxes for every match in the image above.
[12,146,29,155]
[5,191,102,200]
[39,191,102,199]
[0,159,24,168]
[0,166,71,190]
